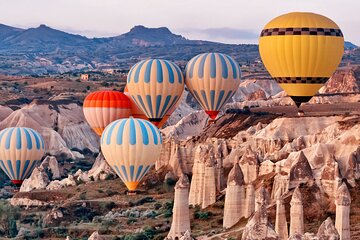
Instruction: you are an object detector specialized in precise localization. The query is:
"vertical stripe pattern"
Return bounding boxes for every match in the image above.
[185,53,241,115]
[0,127,45,182]
[127,59,184,120]
[100,118,162,191]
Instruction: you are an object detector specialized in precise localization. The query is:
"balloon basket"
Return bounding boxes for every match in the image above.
[297,110,305,117]
[126,190,138,196]
[208,119,216,124]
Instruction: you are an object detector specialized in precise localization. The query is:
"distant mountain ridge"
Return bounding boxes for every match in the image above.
[0,23,357,75]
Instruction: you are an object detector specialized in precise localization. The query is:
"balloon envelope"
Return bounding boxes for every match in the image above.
[0,127,45,186]
[259,12,344,107]
[185,52,241,120]
[101,118,162,191]
[83,91,132,136]
[126,59,184,126]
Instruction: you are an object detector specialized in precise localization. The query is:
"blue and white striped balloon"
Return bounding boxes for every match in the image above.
[0,127,45,186]
[126,59,184,125]
[101,117,162,191]
[185,53,241,120]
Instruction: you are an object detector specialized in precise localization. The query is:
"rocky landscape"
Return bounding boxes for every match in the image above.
[0,65,359,239]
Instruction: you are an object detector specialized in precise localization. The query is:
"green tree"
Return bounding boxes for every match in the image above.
[0,201,19,237]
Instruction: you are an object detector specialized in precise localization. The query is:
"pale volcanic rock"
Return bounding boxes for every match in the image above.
[74,169,91,183]
[46,175,76,190]
[317,217,340,240]
[223,163,245,229]
[20,167,50,192]
[189,145,206,206]
[88,231,103,240]
[290,187,304,236]
[168,174,191,239]
[214,139,227,192]
[0,105,13,121]
[40,156,61,179]
[275,191,288,240]
[255,185,270,212]
[335,183,351,240]
[239,146,259,184]
[271,172,289,200]
[43,208,64,227]
[162,110,208,140]
[156,138,177,171]
[288,151,314,189]
[241,204,279,240]
[244,184,255,218]
[259,160,275,176]
[88,152,116,181]
[202,154,217,209]
[319,67,360,94]
[320,155,342,198]
[232,79,282,102]
[10,197,49,207]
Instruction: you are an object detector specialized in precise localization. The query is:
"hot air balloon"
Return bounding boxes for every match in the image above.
[124,85,182,128]
[185,53,241,121]
[101,118,162,193]
[83,91,132,136]
[126,59,184,127]
[124,86,148,121]
[0,127,45,186]
[259,12,344,108]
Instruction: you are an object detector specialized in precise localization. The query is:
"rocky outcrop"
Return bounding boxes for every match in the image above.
[290,187,304,236]
[20,167,49,192]
[259,160,275,176]
[202,153,216,209]
[88,153,116,181]
[275,190,288,240]
[41,155,61,179]
[335,183,351,240]
[189,145,206,206]
[320,155,342,198]
[317,217,339,240]
[288,151,314,189]
[242,203,278,240]
[245,184,255,218]
[223,163,245,229]
[271,172,289,200]
[44,208,64,227]
[168,174,191,239]
[46,175,76,190]
[239,146,259,184]
[255,185,269,212]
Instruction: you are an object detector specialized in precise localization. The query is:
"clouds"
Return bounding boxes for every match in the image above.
[179,28,259,44]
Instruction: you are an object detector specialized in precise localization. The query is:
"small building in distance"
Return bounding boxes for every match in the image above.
[80,74,89,81]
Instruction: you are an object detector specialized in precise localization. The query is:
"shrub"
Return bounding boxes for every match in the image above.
[79,192,87,200]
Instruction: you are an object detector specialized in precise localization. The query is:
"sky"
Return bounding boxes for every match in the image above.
[0,0,358,45]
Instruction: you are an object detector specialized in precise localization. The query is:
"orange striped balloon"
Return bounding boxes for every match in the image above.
[83,91,132,136]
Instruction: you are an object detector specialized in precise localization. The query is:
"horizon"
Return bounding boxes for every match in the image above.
[0,0,358,45]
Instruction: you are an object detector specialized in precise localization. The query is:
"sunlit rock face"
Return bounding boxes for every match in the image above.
[0,100,99,159]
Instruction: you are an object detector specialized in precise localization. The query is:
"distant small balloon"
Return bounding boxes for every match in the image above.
[0,127,45,186]
[101,118,162,192]
[185,52,241,120]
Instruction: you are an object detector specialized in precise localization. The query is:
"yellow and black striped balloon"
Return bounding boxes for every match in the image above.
[259,12,344,107]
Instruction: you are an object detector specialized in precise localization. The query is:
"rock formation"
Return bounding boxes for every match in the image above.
[320,155,342,198]
[335,183,351,240]
[271,172,289,200]
[290,187,304,236]
[242,203,279,240]
[317,217,339,240]
[255,185,269,212]
[245,183,255,218]
[288,151,314,189]
[20,167,49,192]
[46,175,76,190]
[239,146,259,183]
[168,174,191,239]
[275,190,288,240]
[40,155,61,179]
[259,160,275,176]
[88,153,116,181]
[188,145,206,206]
[223,163,245,229]
[202,152,216,209]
